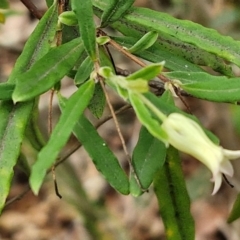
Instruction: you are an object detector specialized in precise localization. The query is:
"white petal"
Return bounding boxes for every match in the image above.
[211,173,222,195]
[223,149,240,160]
[220,160,233,177]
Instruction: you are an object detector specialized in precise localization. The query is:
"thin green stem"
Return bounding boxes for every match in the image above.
[138,93,167,122]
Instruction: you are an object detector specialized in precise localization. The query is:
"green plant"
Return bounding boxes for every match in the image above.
[0,0,8,23]
[1,0,240,239]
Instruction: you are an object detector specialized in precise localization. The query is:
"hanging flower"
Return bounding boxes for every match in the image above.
[161,113,240,195]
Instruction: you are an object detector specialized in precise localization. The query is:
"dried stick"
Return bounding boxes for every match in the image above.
[20,0,43,19]
[5,186,31,207]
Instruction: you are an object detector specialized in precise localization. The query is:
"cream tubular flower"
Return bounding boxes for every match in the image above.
[161,113,240,195]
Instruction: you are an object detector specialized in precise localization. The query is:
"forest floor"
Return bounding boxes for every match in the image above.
[1,1,240,239]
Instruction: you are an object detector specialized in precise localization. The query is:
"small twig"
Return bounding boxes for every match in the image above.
[95,104,132,128]
[93,51,137,180]
[103,44,118,74]
[173,85,192,114]
[5,186,31,207]
[48,0,68,199]
[48,89,62,198]
[99,80,130,157]
[52,165,62,198]
[94,48,147,191]
[99,78,146,191]
[49,97,61,198]
[94,57,131,159]
[20,0,43,19]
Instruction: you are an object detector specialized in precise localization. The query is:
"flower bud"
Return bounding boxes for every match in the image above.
[58,11,78,26]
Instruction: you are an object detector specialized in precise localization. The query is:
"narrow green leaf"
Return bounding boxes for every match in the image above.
[0,0,9,9]
[128,31,158,53]
[100,0,134,27]
[88,83,106,119]
[127,63,164,81]
[111,22,232,76]
[101,4,228,74]
[164,71,209,84]
[72,0,96,60]
[30,80,95,194]
[13,38,84,102]
[125,7,240,67]
[154,146,195,240]
[130,127,166,196]
[0,102,12,141]
[0,3,58,214]
[182,79,240,102]
[72,115,129,194]
[165,71,240,102]
[62,25,80,44]
[93,0,240,68]
[74,56,94,85]
[8,3,58,83]
[0,101,34,213]
[25,102,46,151]
[46,0,54,7]
[0,83,14,100]
[58,91,128,195]
[112,36,204,73]
[228,193,240,223]
[92,0,111,10]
